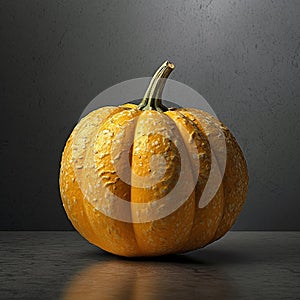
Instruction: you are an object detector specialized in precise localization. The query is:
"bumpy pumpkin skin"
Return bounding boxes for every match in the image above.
[59,103,248,257]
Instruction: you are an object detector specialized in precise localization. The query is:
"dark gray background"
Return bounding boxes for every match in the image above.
[1,0,299,230]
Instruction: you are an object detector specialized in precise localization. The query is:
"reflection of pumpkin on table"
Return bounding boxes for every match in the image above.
[59,61,248,257]
[61,258,234,300]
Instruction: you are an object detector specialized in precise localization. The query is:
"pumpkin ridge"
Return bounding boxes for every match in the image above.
[181,109,226,234]
[175,109,225,249]
[166,110,225,251]
[59,134,90,239]
[130,110,195,255]
[73,107,125,242]
[183,109,248,242]
[60,107,122,245]
[91,107,142,255]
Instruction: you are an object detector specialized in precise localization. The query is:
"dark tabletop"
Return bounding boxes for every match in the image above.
[0,231,299,299]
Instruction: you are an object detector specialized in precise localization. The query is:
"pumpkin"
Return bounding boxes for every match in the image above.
[59,61,248,257]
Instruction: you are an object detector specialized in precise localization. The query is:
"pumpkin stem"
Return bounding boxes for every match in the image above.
[138,61,175,112]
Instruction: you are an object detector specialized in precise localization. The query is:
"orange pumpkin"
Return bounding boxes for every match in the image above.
[59,61,248,257]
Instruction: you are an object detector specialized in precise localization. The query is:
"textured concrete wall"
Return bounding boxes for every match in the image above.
[1,0,300,230]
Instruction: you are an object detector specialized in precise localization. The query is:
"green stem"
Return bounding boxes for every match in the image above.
[138,61,175,112]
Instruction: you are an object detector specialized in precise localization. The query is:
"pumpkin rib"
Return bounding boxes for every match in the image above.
[74,107,126,248]
[183,109,248,242]
[131,110,195,256]
[59,133,97,243]
[73,107,123,241]
[91,107,143,256]
[167,110,224,251]
[60,107,122,245]
[176,108,225,243]
[211,123,248,240]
